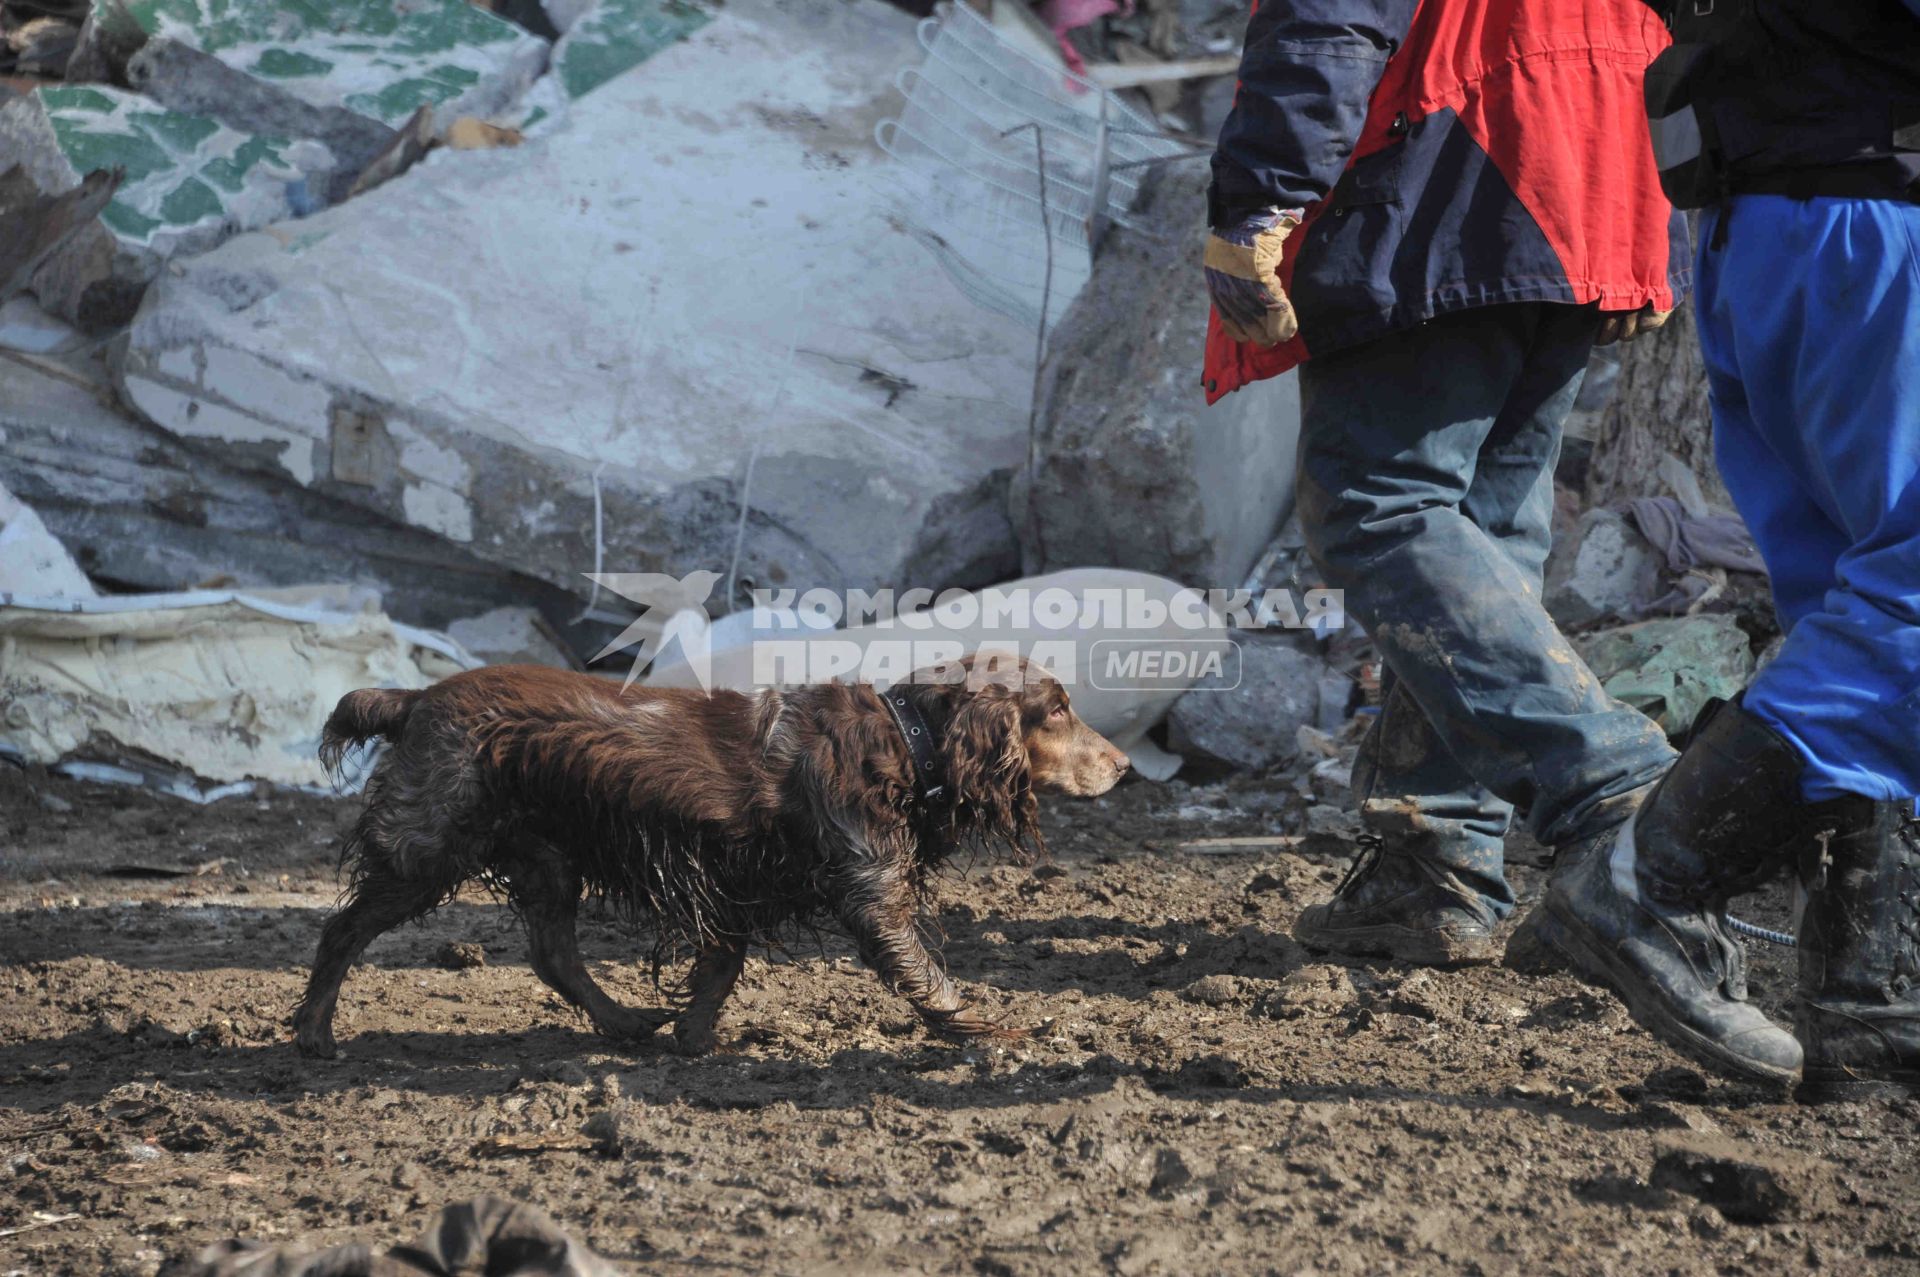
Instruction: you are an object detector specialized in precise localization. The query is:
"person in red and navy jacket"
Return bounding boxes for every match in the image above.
[1203,2,1802,1081]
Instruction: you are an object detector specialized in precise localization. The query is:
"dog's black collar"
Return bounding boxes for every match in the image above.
[878,686,945,802]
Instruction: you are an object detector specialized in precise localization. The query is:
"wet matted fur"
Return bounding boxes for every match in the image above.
[292,654,1128,1057]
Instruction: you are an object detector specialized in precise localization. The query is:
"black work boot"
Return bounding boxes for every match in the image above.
[1294,836,1500,966]
[1539,698,1804,1085]
[1796,797,1920,1102]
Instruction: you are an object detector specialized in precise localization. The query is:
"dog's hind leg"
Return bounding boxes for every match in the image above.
[513,858,671,1043]
[672,939,746,1056]
[294,868,444,1058]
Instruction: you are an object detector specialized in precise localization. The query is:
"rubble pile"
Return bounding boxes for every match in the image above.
[0,0,1772,809]
[0,0,1275,793]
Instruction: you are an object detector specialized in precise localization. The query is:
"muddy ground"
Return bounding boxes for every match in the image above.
[1,763,1916,1276]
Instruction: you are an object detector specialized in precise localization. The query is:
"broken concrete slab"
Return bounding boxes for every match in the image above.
[124,38,396,205]
[0,477,96,597]
[70,0,549,126]
[1544,506,1663,628]
[119,0,1040,608]
[0,352,602,639]
[3,84,340,329]
[1012,161,1299,589]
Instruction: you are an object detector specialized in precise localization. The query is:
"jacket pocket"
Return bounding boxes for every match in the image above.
[1329,122,1409,210]
[1293,138,1407,332]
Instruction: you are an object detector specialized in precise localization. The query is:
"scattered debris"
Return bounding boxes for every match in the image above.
[442,115,523,149]
[0,354,598,638]
[1621,494,1768,616]
[0,84,344,330]
[1176,835,1301,854]
[79,0,549,128]
[1181,973,1241,1005]
[123,38,398,204]
[0,161,119,303]
[0,589,473,790]
[580,1099,646,1157]
[1575,613,1755,735]
[0,292,83,350]
[1084,53,1238,90]
[474,1131,598,1157]
[0,1210,82,1238]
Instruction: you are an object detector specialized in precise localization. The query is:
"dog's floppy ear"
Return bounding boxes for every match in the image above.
[941,684,1040,857]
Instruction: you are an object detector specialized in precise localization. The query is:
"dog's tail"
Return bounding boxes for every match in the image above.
[319,688,421,778]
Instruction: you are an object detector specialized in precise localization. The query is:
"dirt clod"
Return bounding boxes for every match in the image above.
[436,940,486,970]
[1651,1133,1826,1224]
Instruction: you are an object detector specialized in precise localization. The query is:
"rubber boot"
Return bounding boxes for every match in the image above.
[1294,836,1499,966]
[1539,698,1804,1085]
[1795,796,1920,1102]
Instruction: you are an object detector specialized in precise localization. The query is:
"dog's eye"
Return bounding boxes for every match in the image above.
[1048,706,1068,721]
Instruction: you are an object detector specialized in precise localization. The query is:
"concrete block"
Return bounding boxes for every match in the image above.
[1544,506,1663,627]
[1013,160,1299,589]
[118,0,1040,606]
[1166,637,1326,772]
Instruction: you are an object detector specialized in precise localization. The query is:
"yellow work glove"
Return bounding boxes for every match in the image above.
[1595,303,1675,346]
[1203,208,1301,347]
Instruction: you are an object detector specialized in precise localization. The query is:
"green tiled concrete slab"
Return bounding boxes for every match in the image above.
[93,0,550,125]
[553,0,710,100]
[33,84,313,245]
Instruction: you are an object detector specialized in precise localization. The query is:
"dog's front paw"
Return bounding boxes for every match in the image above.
[925,1006,1026,1043]
[594,1007,673,1043]
[671,1022,719,1056]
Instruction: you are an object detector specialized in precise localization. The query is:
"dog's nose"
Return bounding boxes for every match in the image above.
[1112,753,1131,778]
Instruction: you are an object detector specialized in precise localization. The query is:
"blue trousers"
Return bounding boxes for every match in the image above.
[1297,303,1678,917]
[1696,195,1920,803]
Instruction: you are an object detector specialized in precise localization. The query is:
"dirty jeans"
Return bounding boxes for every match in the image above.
[1296,303,1677,918]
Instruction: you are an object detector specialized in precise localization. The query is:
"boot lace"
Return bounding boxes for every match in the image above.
[1332,833,1386,901]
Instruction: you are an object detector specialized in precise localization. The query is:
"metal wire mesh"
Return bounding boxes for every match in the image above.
[876,1,1187,334]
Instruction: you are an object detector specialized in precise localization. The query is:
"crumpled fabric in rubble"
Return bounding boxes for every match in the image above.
[171,1196,619,1277]
[1623,495,1766,576]
[1622,495,1769,618]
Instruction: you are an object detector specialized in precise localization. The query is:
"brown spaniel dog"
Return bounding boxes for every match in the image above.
[293,653,1127,1058]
